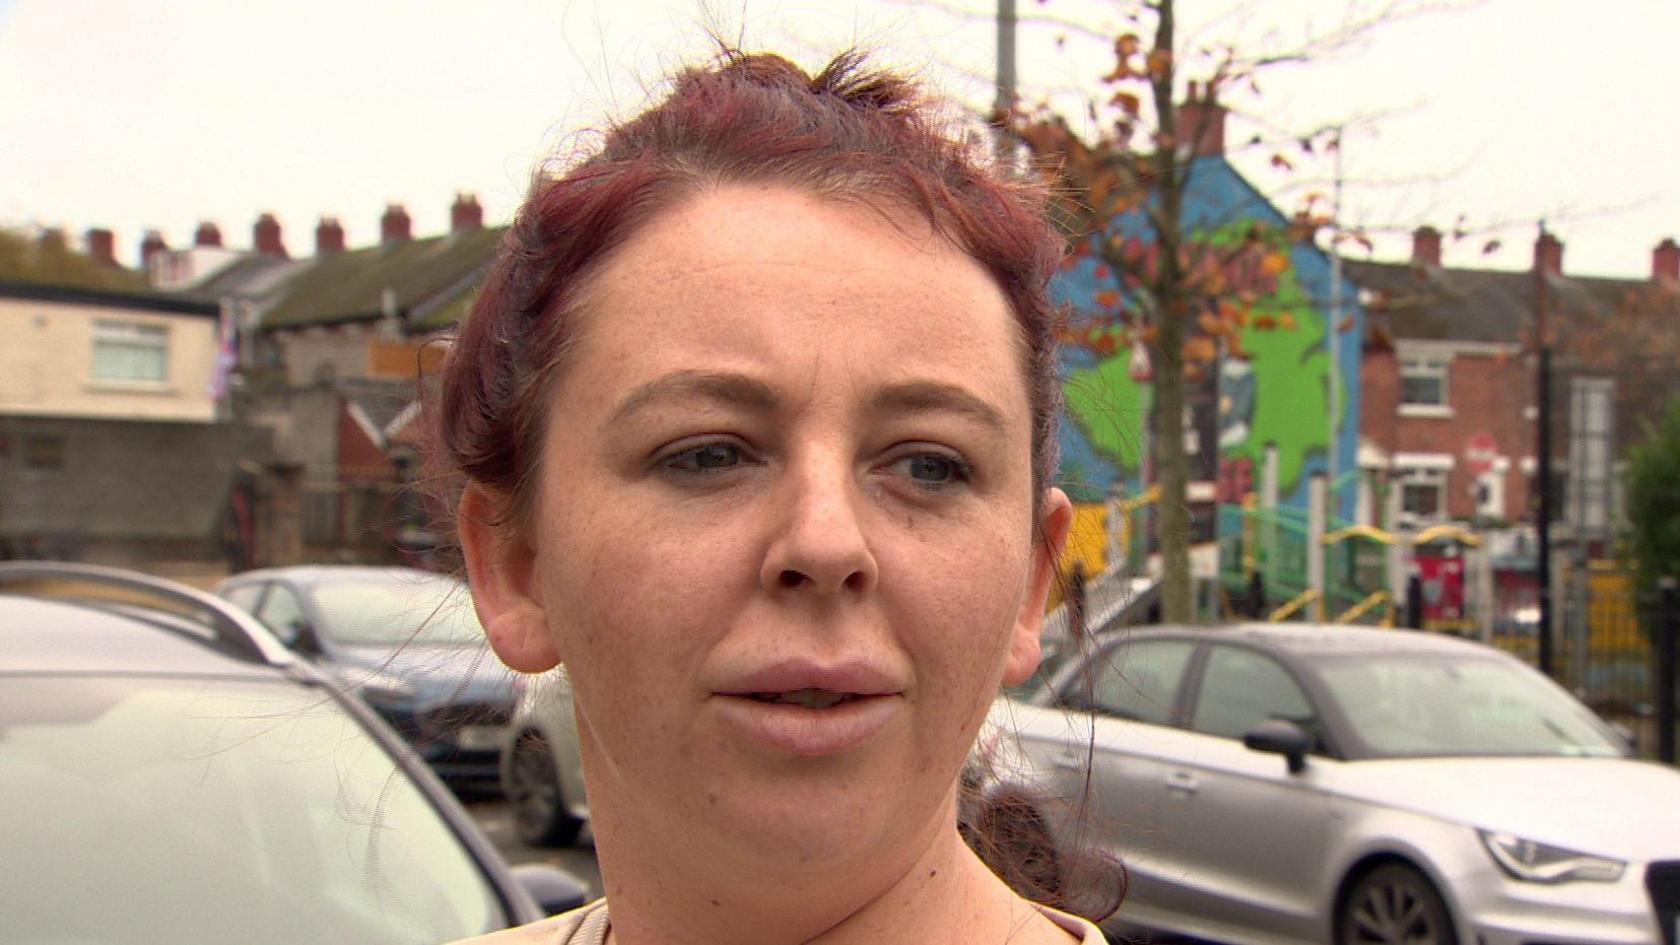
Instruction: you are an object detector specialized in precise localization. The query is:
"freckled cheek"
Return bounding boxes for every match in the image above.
[554,519,750,704]
[893,525,1031,699]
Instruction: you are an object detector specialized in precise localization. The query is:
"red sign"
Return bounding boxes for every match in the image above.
[1465,432,1498,476]
[1416,551,1466,625]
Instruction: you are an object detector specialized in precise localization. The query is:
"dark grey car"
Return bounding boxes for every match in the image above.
[215,565,517,784]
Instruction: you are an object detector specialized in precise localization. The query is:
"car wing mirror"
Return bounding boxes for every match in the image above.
[279,618,322,654]
[510,863,589,915]
[1243,718,1309,774]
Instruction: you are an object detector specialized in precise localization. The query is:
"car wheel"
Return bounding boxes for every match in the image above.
[1337,862,1457,945]
[971,794,1061,902]
[505,731,583,848]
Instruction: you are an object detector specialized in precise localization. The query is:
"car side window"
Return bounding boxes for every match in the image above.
[1077,640,1196,725]
[255,584,307,640]
[1191,646,1316,741]
[221,583,264,614]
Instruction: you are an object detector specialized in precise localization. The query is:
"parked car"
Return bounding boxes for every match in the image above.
[215,565,516,785]
[0,561,585,945]
[502,669,591,847]
[977,622,1680,945]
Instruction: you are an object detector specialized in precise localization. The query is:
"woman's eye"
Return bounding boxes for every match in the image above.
[663,442,744,473]
[893,453,970,488]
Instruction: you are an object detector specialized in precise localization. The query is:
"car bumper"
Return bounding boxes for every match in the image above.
[381,708,510,782]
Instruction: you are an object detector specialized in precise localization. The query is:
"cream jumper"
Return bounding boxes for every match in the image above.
[451,898,1106,944]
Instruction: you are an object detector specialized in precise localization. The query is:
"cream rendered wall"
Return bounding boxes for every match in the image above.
[0,296,218,422]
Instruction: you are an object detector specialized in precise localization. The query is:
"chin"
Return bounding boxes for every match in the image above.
[706,770,947,873]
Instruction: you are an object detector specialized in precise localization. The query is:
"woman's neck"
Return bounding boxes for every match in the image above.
[593,811,1076,945]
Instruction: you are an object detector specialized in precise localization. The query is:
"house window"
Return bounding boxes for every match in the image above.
[92,321,169,382]
[1399,469,1445,519]
[1400,357,1448,407]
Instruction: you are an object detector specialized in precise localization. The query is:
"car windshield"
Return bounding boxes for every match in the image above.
[1315,653,1626,759]
[310,571,487,646]
[0,675,507,945]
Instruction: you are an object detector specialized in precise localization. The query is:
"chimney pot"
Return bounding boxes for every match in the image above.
[140,230,168,269]
[38,228,67,254]
[85,228,117,267]
[194,221,223,248]
[1178,83,1226,158]
[1654,238,1680,283]
[1534,231,1563,275]
[315,216,346,255]
[450,192,483,233]
[1411,226,1442,267]
[381,203,412,245]
[253,213,288,258]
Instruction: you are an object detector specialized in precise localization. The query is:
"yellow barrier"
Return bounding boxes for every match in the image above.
[1269,588,1321,622]
[1335,589,1390,625]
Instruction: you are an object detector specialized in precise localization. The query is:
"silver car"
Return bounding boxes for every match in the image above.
[978,623,1680,945]
[501,670,591,847]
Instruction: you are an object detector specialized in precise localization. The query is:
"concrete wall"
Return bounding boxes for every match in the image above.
[0,295,218,422]
[274,322,376,385]
[0,415,270,565]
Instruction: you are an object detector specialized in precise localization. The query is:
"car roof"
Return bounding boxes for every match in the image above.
[1099,621,1498,660]
[0,592,283,678]
[218,564,458,588]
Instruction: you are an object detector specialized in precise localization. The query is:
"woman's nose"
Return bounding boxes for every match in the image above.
[760,456,879,596]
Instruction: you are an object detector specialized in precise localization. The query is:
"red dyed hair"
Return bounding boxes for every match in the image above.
[435,49,1065,526]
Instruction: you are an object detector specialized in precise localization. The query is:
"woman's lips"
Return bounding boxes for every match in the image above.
[712,691,901,756]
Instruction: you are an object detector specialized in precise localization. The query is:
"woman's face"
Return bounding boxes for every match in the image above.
[467,184,1069,872]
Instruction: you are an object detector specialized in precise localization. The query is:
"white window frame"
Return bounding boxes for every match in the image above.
[90,320,170,386]
[1397,467,1448,523]
[1398,355,1451,417]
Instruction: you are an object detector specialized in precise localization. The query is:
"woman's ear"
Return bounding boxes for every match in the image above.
[1003,487,1074,687]
[458,485,562,673]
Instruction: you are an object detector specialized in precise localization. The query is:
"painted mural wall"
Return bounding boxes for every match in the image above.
[1049,156,1363,573]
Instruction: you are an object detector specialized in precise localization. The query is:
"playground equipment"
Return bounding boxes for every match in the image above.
[1219,471,1497,634]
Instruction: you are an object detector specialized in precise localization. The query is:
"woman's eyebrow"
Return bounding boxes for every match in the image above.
[608,370,779,425]
[870,381,1008,436]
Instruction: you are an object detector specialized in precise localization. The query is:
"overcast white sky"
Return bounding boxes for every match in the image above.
[1,0,1674,278]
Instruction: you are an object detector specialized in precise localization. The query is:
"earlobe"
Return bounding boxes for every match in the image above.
[1003,487,1075,686]
[458,486,562,673]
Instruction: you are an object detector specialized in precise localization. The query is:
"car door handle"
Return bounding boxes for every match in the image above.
[1164,771,1199,795]
[1051,752,1085,770]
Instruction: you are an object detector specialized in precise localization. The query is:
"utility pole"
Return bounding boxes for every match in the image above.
[994,0,1017,163]
[1326,127,1344,519]
[1536,222,1555,677]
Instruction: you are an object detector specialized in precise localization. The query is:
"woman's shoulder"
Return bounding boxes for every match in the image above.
[1032,903,1108,944]
[445,899,610,945]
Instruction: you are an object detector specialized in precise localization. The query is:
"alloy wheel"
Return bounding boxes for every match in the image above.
[505,732,580,847]
[1338,863,1456,945]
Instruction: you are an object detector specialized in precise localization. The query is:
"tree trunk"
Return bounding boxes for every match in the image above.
[1154,293,1194,622]
[1149,0,1195,623]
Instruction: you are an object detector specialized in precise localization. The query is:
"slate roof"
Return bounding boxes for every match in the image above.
[0,280,218,316]
[1346,258,1653,345]
[0,228,152,295]
[182,254,311,303]
[259,227,503,331]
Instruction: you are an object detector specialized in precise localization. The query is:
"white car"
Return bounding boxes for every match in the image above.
[976,623,1680,945]
[501,670,591,847]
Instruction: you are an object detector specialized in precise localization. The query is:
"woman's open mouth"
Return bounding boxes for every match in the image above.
[745,688,858,709]
[716,689,900,756]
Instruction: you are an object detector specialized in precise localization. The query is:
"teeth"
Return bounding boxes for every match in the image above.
[763,688,847,709]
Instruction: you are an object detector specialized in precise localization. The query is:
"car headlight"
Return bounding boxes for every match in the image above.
[337,668,418,706]
[1478,829,1625,883]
